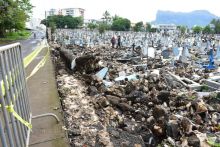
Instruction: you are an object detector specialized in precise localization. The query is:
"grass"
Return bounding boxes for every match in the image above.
[0,30,31,45]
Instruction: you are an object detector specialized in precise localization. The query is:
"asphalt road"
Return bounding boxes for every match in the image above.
[20,30,46,58]
[0,30,46,58]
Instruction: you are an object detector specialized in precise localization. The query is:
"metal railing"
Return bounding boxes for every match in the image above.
[0,43,30,147]
[0,42,60,147]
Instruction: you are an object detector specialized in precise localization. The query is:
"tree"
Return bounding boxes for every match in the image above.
[41,15,83,29]
[102,11,111,24]
[150,28,157,33]
[146,23,151,32]
[177,25,187,34]
[203,25,213,34]
[98,24,105,34]
[211,19,220,34]
[49,21,56,34]
[98,23,108,34]
[0,0,33,37]
[71,16,83,28]
[193,26,203,34]
[133,21,144,32]
[111,17,131,31]
[88,23,97,30]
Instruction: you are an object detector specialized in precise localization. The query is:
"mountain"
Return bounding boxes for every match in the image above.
[153,10,218,27]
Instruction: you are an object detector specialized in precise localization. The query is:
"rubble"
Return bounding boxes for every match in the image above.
[51,30,220,147]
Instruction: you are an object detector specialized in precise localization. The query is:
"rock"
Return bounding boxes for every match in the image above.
[148,102,154,107]
[88,86,98,96]
[194,114,203,124]
[180,117,192,133]
[75,55,100,73]
[180,137,188,147]
[157,90,170,104]
[152,105,168,120]
[106,95,136,112]
[196,100,208,113]
[125,82,136,94]
[147,116,155,125]
[153,125,164,137]
[68,129,81,137]
[126,90,145,102]
[95,130,114,147]
[110,130,120,138]
[140,129,155,146]
[167,137,176,146]
[187,135,200,147]
[98,97,110,107]
[166,120,180,139]
[118,103,135,112]
[134,144,142,147]
[120,141,130,147]
[97,84,107,93]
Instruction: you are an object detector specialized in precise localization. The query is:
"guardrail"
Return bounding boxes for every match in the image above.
[0,42,59,147]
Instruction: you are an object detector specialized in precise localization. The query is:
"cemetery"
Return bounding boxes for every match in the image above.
[49,29,220,146]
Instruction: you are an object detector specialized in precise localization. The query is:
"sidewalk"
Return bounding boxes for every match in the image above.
[25,46,68,147]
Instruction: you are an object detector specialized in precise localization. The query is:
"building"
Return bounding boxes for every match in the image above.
[158,24,177,31]
[84,19,99,26]
[46,8,85,18]
[47,9,58,16]
[151,24,177,33]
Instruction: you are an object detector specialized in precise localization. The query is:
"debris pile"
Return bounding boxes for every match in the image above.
[52,41,220,147]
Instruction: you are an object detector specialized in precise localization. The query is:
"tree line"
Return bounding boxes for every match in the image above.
[0,0,33,37]
[41,15,83,33]
[185,19,220,34]
[41,11,156,33]
[89,12,220,34]
[41,10,220,35]
[88,11,156,33]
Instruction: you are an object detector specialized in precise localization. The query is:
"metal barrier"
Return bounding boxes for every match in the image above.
[0,43,59,147]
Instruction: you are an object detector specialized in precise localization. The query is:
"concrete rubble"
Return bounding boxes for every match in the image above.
[50,30,220,147]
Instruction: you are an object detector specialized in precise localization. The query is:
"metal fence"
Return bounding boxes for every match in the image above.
[0,42,60,147]
[0,43,31,147]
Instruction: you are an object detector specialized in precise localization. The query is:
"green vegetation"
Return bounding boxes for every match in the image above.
[150,28,157,33]
[88,23,98,30]
[177,25,187,34]
[192,26,203,34]
[203,25,214,34]
[210,19,220,34]
[189,95,196,99]
[201,84,209,92]
[111,16,131,31]
[102,11,111,24]
[98,23,110,34]
[0,30,31,41]
[216,93,220,100]
[0,30,31,44]
[0,0,33,37]
[41,15,83,29]
[133,21,144,32]
[146,23,152,32]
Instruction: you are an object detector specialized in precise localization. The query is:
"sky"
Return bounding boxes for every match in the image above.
[30,0,220,23]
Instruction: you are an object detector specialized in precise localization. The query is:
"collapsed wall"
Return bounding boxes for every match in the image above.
[51,43,220,147]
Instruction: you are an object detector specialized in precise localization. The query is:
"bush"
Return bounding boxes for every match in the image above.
[0,30,31,41]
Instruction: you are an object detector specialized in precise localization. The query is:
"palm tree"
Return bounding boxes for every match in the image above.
[102,10,111,24]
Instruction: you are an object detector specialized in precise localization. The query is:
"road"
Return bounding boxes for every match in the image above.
[20,30,46,58]
[0,30,45,58]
